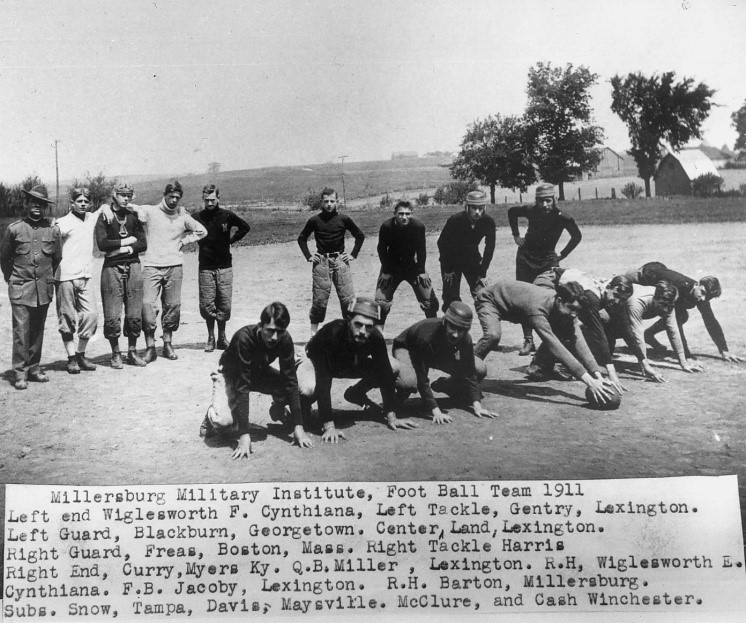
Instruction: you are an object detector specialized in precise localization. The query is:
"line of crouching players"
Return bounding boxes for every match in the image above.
[203,184,742,459]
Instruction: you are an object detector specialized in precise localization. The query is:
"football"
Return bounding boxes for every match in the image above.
[585,387,622,411]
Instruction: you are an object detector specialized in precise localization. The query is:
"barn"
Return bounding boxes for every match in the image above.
[653,149,719,197]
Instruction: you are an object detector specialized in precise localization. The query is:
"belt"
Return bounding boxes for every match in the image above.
[322,252,341,258]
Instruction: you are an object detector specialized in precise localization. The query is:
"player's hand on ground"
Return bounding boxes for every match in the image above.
[682,361,705,373]
[417,273,432,289]
[386,413,419,431]
[293,426,314,449]
[641,361,667,383]
[321,423,347,444]
[721,351,745,363]
[513,235,525,247]
[473,405,499,419]
[431,408,452,425]
[232,434,252,460]
[606,367,628,392]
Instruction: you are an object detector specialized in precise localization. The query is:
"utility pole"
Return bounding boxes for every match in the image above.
[52,140,60,214]
[338,155,348,205]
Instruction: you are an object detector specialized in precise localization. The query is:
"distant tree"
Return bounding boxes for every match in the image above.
[433,180,478,205]
[416,193,430,206]
[207,162,221,177]
[731,100,746,151]
[70,171,117,209]
[621,182,644,199]
[691,173,723,198]
[450,114,536,204]
[0,182,13,217]
[611,71,715,198]
[524,62,604,201]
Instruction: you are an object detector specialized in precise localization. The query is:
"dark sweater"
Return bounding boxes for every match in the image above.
[297,210,365,259]
[508,205,581,259]
[193,207,250,270]
[95,209,147,267]
[626,262,727,352]
[437,211,496,276]
[305,319,396,424]
[219,324,303,432]
[377,216,427,275]
[393,318,480,411]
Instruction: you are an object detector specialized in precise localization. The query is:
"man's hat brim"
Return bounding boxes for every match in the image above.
[22,189,55,204]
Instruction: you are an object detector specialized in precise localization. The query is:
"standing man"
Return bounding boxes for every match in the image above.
[508,183,582,355]
[54,188,101,374]
[203,302,313,459]
[473,280,614,404]
[437,189,496,312]
[193,184,251,352]
[96,182,148,368]
[136,181,207,361]
[624,261,743,363]
[393,302,496,424]
[297,188,365,335]
[0,185,61,389]
[296,297,416,441]
[374,199,438,330]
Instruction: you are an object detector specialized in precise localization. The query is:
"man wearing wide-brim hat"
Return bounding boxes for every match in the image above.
[0,185,62,389]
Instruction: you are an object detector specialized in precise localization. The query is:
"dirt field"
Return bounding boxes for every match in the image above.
[1,222,745,553]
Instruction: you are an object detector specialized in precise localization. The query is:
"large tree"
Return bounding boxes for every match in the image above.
[611,71,715,197]
[524,62,604,201]
[450,114,536,203]
[731,100,746,151]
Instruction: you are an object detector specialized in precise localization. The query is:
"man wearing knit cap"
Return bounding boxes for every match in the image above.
[297,188,365,336]
[623,261,743,363]
[193,184,251,352]
[393,302,497,424]
[474,280,615,404]
[55,187,102,374]
[437,189,496,313]
[296,296,417,441]
[97,182,148,368]
[374,199,438,330]
[0,185,62,389]
[131,181,207,361]
[508,183,582,355]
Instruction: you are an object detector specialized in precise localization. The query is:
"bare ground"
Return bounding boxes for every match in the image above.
[1,222,745,545]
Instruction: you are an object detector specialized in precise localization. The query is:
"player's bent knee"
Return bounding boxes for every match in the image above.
[475,357,487,381]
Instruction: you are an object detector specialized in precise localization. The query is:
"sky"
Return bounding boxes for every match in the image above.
[0,0,744,184]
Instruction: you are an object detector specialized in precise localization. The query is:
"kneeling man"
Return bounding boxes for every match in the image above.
[393,302,496,424]
[296,297,417,441]
[203,301,313,459]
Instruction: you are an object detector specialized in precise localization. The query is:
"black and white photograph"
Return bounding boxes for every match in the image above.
[1,0,745,620]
